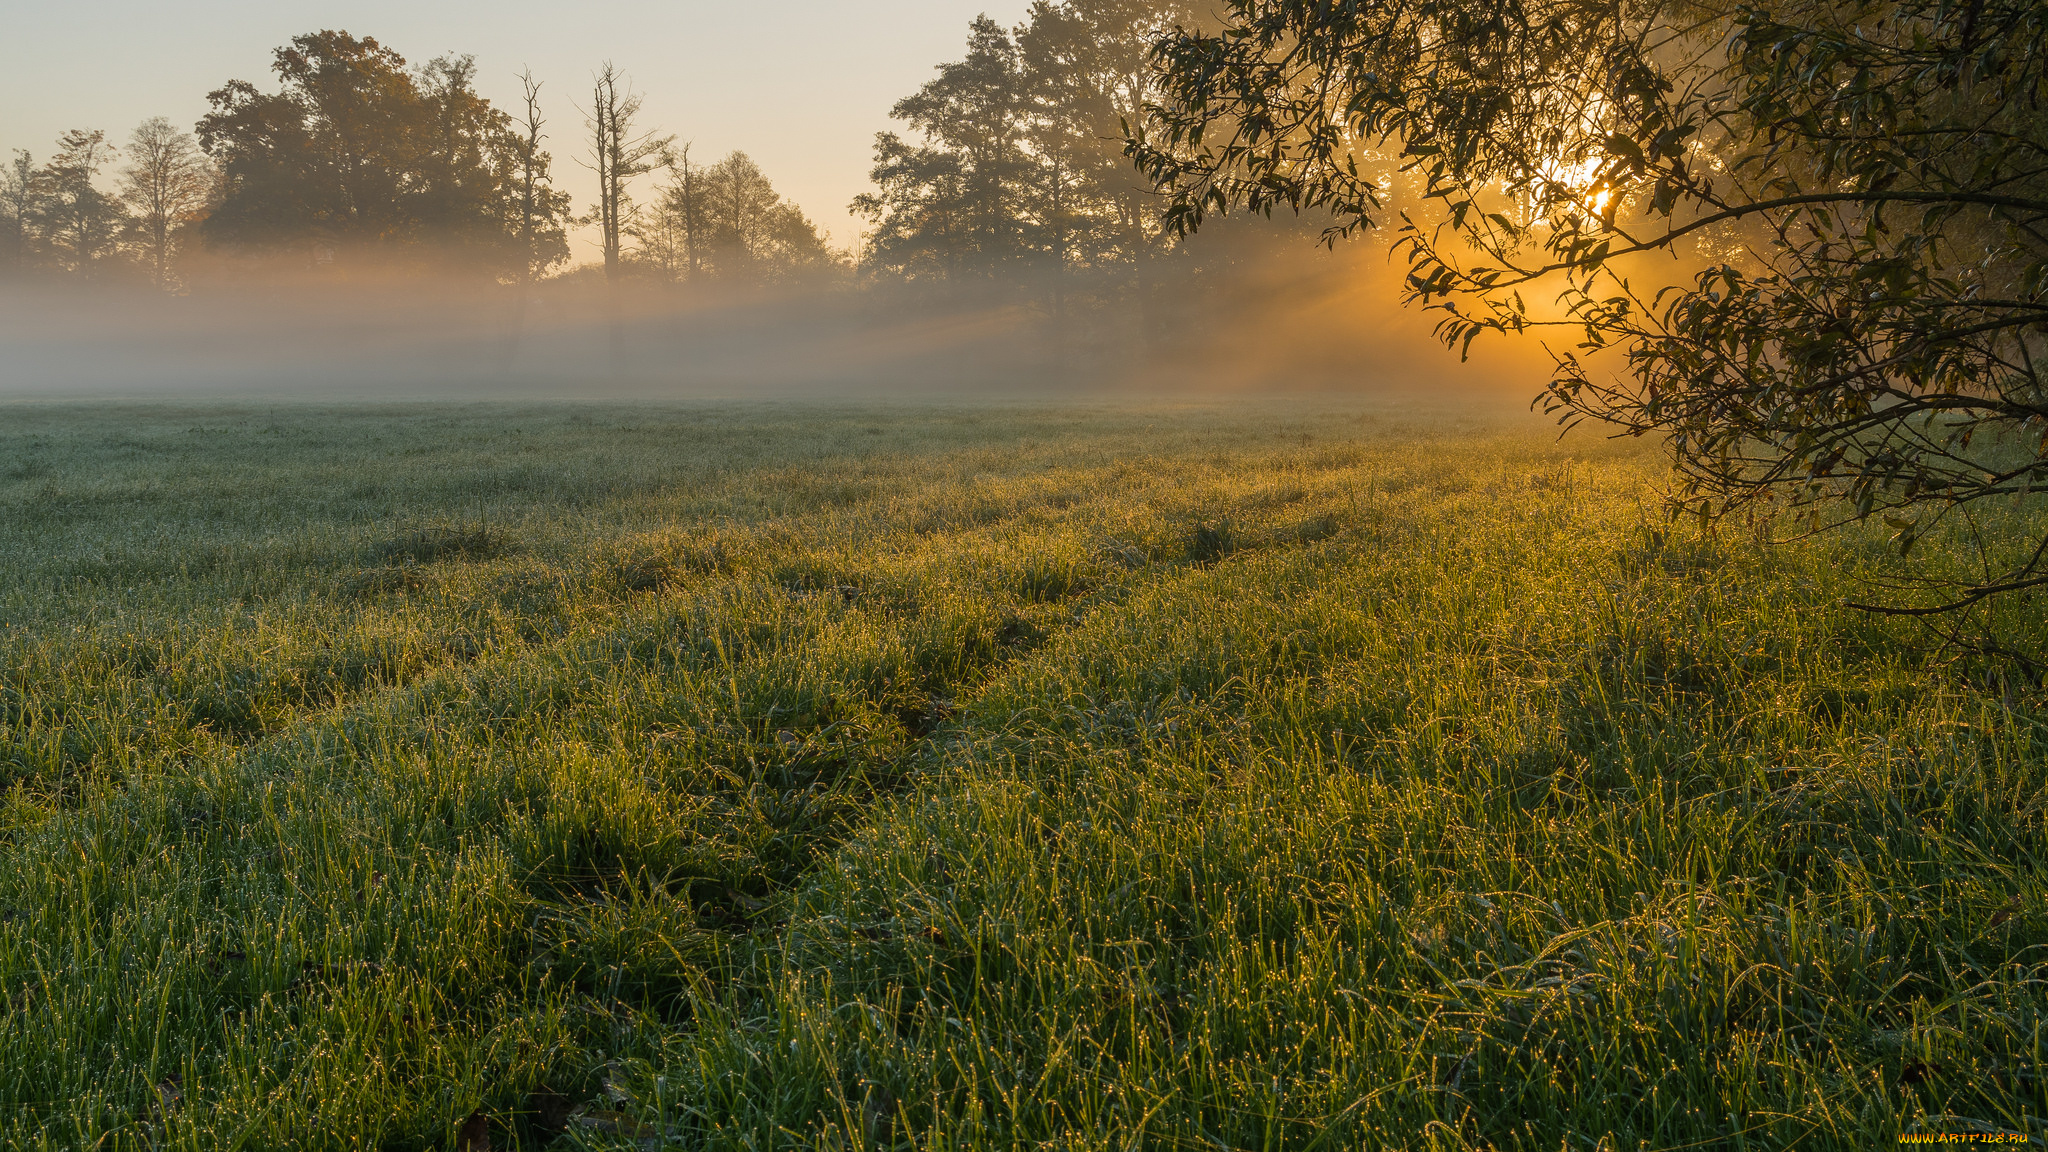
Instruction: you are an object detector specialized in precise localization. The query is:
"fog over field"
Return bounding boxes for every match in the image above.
[0,242,1553,402]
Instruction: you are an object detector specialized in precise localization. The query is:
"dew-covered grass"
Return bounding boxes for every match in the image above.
[0,398,2041,1150]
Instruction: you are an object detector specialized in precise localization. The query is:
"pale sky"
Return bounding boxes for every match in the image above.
[0,1,1034,254]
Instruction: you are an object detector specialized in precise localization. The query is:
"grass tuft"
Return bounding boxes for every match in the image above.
[374,525,511,565]
[1188,519,1235,565]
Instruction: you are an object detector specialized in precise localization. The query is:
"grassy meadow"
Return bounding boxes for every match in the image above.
[0,398,2042,1150]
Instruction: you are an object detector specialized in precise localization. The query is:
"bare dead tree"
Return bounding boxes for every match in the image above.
[501,69,572,372]
[582,63,673,373]
[514,71,546,289]
[676,143,702,281]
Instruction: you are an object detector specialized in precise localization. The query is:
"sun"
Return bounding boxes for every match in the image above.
[1538,152,1614,220]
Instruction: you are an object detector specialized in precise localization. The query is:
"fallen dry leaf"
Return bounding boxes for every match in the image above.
[456,1109,490,1152]
[527,1085,572,1132]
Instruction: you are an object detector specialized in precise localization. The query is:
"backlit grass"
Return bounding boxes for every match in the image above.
[0,399,2041,1150]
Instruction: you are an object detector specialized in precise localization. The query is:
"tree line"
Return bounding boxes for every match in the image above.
[0,30,845,292]
[0,1,1238,311]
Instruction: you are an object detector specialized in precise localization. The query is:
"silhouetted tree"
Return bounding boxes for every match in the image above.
[120,118,214,289]
[0,150,39,273]
[853,133,970,281]
[200,32,421,259]
[635,149,834,285]
[198,30,558,277]
[414,54,520,256]
[583,63,673,285]
[855,1,1198,326]
[699,152,832,283]
[583,62,673,370]
[32,130,126,275]
[501,69,572,284]
[498,69,573,369]
[1016,0,1200,324]
[856,16,1031,281]
[631,144,702,282]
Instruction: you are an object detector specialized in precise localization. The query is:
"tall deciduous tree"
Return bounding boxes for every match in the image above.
[698,152,832,283]
[200,31,423,258]
[198,30,562,277]
[857,16,1031,281]
[497,68,573,370]
[855,1,1200,329]
[632,144,705,282]
[1135,0,2048,622]
[32,130,126,275]
[0,150,40,273]
[120,118,214,289]
[634,149,834,285]
[414,54,517,255]
[853,133,969,281]
[1015,0,1200,321]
